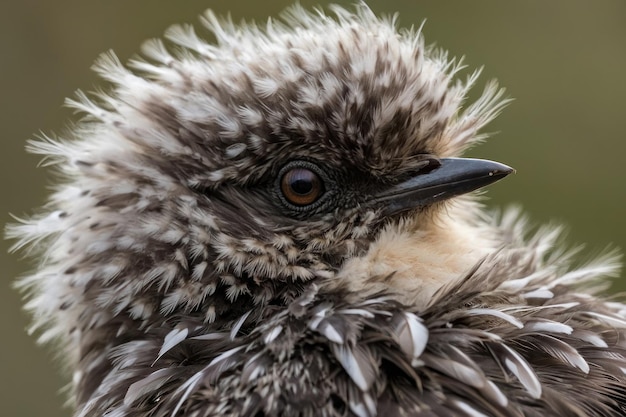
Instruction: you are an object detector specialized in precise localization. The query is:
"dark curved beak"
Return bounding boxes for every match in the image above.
[374,157,514,216]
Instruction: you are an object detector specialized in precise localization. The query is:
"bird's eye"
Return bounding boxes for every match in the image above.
[280,167,324,206]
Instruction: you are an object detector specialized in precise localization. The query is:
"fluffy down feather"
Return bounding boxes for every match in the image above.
[7,3,625,417]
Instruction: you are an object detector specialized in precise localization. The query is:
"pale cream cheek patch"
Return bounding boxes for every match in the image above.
[333,207,495,310]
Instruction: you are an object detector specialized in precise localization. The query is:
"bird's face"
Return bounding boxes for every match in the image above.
[13,7,511,334]
[82,16,510,321]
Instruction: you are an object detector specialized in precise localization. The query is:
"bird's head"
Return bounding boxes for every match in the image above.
[12,4,511,360]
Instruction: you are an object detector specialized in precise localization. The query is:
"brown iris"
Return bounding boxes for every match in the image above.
[280,168,324,206]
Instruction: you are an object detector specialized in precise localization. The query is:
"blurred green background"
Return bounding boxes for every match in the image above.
[1,1,624,416]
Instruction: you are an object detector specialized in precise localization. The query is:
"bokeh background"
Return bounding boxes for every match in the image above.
[1,1,625,415]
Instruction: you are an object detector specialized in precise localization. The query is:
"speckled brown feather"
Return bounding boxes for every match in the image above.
[7,3,625,417]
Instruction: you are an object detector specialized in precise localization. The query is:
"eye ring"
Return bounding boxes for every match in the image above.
[280,167,324,206]
[275,161,330,211]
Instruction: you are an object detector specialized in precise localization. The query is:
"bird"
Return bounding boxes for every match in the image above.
[7,3,626,417]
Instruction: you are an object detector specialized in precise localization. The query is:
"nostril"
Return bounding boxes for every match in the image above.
[422,157,442,173]
[414,156,442,175]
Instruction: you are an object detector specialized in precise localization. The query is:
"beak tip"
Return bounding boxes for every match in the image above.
[486,161,515,178]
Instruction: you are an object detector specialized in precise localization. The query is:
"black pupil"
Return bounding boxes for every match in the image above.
[290,171,314,195]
